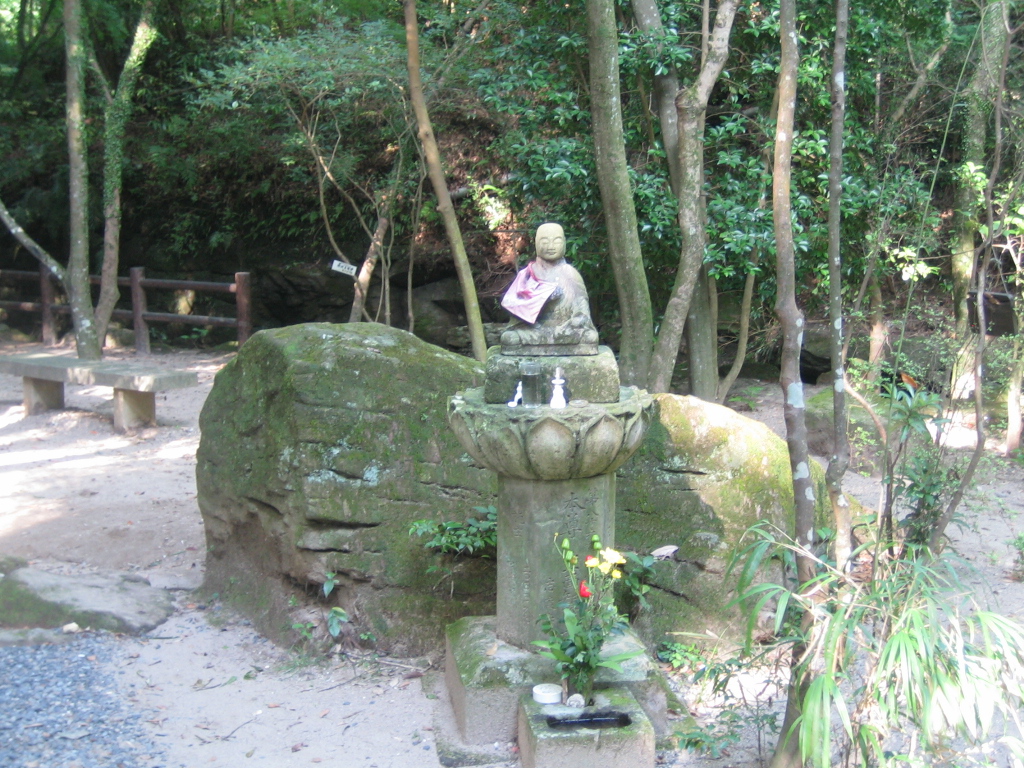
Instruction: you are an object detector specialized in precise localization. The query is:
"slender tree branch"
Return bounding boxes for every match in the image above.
[0,197,67,282]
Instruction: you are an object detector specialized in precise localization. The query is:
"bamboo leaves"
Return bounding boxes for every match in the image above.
[732,524,1024,767]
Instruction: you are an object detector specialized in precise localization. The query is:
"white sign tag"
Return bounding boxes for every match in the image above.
[330,260,358,277]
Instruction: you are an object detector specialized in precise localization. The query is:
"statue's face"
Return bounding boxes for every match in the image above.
[535,224,565,262]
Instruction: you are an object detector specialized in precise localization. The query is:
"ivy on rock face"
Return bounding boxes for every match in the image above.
[409,505,497,559]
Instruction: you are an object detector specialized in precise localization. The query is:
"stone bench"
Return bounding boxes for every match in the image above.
[0,353,199,432]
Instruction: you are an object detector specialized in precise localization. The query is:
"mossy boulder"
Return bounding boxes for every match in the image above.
[198,324,827,654]
[616,393,830,644]
[197,323,495,655]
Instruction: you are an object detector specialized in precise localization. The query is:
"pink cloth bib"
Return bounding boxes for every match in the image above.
[501,262,558,324]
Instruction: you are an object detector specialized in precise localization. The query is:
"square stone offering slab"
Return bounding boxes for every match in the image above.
[483,346,620,404]
[518,686,655,768]
[444,616,680,747]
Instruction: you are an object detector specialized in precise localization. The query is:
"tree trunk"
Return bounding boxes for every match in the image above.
[349,215,391,324]
[717,253,758,403]
[769,0,816,763]
[866,273,886,384]
[646,0,738,394]
[0,197,67,282]
[586,0,653,387]
[95,1,157,345]
[16,0,29,50]
[951,1,1007,339]
[930,0,1012,550]
[404,0,487,363]
[64,0,100,359]
[825,0,852,574]
[773,0,814,587]
[686,266,718,398]
[1009,238,1024,453]
[1009,342,1023,453]
[629,0,681,194]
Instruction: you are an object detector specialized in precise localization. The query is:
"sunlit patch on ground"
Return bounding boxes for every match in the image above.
[0,495,65,540]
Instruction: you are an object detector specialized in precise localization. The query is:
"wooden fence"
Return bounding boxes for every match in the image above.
[0,265,251,353]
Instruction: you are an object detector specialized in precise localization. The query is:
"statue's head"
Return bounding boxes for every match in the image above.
[535,222,566,263]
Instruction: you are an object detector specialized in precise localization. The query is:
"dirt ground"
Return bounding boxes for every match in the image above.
[2,338,1023,767]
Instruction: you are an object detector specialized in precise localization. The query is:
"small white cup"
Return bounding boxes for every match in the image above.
[532,683,562,705]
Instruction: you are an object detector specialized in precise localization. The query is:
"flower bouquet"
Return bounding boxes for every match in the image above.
[533,534,643,705]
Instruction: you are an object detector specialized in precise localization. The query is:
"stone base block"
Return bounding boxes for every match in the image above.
[444,616,682,747]
[483,345,620,404]
[23,377,64,414]
[113,388,156,431]
[426,671,517,768]
[445,616,553,745]
[518,687,655,768]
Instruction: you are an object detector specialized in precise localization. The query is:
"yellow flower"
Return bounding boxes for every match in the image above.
[611,569,622,579]
[585,556,599,568]
[601,548,627,565]
[598,561,612,575]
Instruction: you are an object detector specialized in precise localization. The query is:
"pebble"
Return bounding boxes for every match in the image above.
[0,634,164,768]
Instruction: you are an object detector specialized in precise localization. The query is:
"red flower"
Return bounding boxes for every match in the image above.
[579,581,593,598]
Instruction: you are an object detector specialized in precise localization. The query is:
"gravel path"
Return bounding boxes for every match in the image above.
[0,633,164,768]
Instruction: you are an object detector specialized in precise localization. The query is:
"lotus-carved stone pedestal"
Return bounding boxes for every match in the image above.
[449,385,652,648]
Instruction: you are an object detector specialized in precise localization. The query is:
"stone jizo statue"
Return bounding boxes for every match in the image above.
[500,223,599,356]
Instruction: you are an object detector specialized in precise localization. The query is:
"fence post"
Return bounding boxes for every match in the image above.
[130,266,151,354]
[39,263,56,346]
[235,272,252,346]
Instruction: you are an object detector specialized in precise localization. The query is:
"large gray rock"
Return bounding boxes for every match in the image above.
[197,323,495,655]
[617,394,828,642]
[805,386,885,467]
[197,323,825,653]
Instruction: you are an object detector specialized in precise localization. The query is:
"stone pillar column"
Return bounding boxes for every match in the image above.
[495,474,615,649]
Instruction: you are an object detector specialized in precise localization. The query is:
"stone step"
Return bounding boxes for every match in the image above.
[0,560,176,641]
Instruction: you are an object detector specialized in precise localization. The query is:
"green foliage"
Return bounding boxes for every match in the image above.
[325,607,349,639]
[873,380,965,542]
[322,571,337,597]
[727,383,766,411]
[618,550,655,612]
[884,381,946,445]
[409,505,497,558]
[320,573,349,639]
[166,16,419,258]
[1011,532,1024,578]
[289,571,350,644]
[676,712,744,759]
[533,535,642,705]
[658,641,702,669]
[291,620,316,642]
[660,640,780,759]
[0,0,1012,389]
[465,0,960,326]
[731,524,1024,768]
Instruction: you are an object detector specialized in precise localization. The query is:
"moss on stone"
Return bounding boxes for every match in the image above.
[0,570,168,634]
[199,325,831,655]
[618,394,830,644]
[0,575,74,629]
[0,555,27,575]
